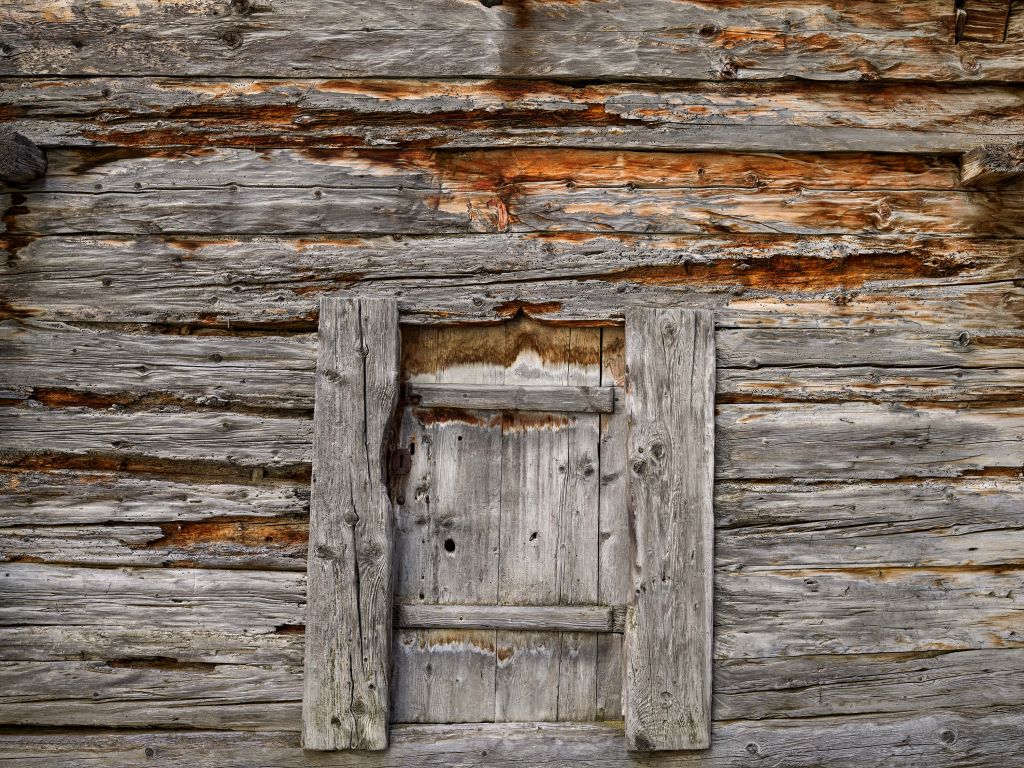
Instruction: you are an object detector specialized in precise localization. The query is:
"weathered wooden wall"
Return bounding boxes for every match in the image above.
[2,0,1023,764]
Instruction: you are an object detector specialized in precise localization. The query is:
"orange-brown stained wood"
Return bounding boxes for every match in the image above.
[402,315,603,380]
[147,515,309,551]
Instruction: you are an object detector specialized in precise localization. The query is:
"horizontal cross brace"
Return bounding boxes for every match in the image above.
[405,383,617,413]
[396,603,627,633]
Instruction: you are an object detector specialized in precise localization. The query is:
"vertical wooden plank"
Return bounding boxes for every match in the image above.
[555,327,602,721]
[303,296,399,751]
[596,326,628,721]
[392,324,503,723]
[623,308,715,752]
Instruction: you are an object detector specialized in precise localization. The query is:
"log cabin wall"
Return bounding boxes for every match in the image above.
[2,0,1024,764]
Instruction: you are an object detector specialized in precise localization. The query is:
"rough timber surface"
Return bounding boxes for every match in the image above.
[6,78,1024,154]
[3,0,1024,760]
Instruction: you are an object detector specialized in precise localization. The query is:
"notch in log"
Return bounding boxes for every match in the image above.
[961,141,1024,187]
[956,0,1011,42]
[0,127,46,186]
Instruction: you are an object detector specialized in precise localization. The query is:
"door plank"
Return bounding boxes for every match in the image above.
[624,308,716,751]
[303,296,399,751]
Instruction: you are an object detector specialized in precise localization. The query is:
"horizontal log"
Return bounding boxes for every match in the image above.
[715,479,1024,569]
[7,148,1024,237]
[3,470,1020,571]
[0,469,308,526]
[3,1,1023,82]
[2,648,1022,730]
[0,406,312,469]
[3,561,1021,659]
[405,383,615,413]
[396,604,626,633]
[4,234,1023,328]
[4,323,1024,418]
[0,709,1021,766]
[3,470,1021,571]
[3,402,1023,481]
[6,78,1024,154]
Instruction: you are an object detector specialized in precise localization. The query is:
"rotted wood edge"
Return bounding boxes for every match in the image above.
[405,383,617,413]
[303,296,399,751]
[0,126,46,186]
[624,308,716,752]
[396,604,627,633]
[961,140,1024,186]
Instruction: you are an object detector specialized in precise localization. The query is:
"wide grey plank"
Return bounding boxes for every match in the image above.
[1,708,1021,767]
[624,308,715,750]
[303,296,398,751]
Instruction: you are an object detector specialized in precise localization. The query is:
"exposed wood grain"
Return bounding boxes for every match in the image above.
[4,560,1022,665]
[624,308,715,750]
[715,403,1024,480]
[961,0,1012,41]
[406,383,615,413]
[391,325,503,724]
[961,141,1024,186]
[596,327,629,721]
[5,234,1021,329]
[3,1,1023,82]
[7,78,1024,154]
[9,146,1024,237]
[3,402,1023,481]
[1,708,1022,767]
[3,648,1022,731]
[0,469,308,527]
[396,604,625,633]
[715,479,1024,569]
[0,127,46,187]
[0,406,311,467]
[6,322,1024,418]
[303,296,398,750]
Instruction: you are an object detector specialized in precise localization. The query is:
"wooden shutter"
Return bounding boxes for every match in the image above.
[303,296,399,751]
[623,307,716,751]
[303,303,715,753]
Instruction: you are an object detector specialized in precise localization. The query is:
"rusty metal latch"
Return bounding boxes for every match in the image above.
[389,448,412,477]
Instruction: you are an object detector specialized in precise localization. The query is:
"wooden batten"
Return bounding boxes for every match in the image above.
[961,141,1024,186]
[303,296,400,751]
[623,308,716,751]
[0,126,46,186]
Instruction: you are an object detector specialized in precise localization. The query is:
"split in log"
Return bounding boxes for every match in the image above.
[961,141,1024,186]
[0,127,46,186]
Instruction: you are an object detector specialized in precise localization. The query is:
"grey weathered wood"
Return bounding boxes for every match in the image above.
[406,383,615,413]
[595,326,629,721]
[2,707,1023,767]
[961,141,1024,186]
[303,296,398,751]
[3,403,1024,481]
[391,324,504,724]
[8,78,1024,155]
[4,560,1022,665]
[624,307,715,751]
[5,234,1023,329]
[397,604,626,633]
[0,126,46,186]
[4,1,1024,82]
[5,322,1024,418]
